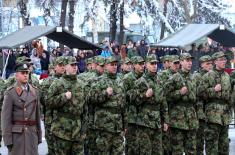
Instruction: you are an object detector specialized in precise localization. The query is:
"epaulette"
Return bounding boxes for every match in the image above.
[6,86,14,92]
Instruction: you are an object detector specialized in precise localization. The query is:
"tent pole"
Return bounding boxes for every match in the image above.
[1,49,10,79]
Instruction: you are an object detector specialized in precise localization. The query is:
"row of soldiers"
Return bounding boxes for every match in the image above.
[0,51,233,155]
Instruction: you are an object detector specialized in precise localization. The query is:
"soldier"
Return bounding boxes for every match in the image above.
[40,57,65,155]
[158,55,180,155]
[122,56,145,154]
[165,53,199,155]
[78,57,97,81]
[117,57,132,81]
[88,56,126,155]
[47,56,86,155]
[85,55,105,155]
[1,62,42,155]
[201,52,232,155]
[193,55,213,155]
[130,54,169,155]
[160,55,172,71]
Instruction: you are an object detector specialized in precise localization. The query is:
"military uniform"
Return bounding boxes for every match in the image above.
[78,57,97,81]
[158,55,180,155]
[40,57,65,155]
[129,54,169,155]
[88,56,126,155]
[117,57,132,83]
[47,56,86,155]
[193,55,212,155]
[165,53,198,155]
[201,52,232,155]
[122,56,145,155]
[85,55,105,155]
[1,63,42,155]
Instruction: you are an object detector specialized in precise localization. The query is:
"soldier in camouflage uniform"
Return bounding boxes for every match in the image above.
[78,57,97,81]
[122,56,145,155]
[166,53,199,155]
[160,55,172,71]
[117,57,132,82]
[158,55,180,155]
[201,52,232,155]
[193,55,213,155]
[85,55,105,155]
[130,54,169,155]
[40,57,65,155]
[47,56,86,155]
[88,56,126,155]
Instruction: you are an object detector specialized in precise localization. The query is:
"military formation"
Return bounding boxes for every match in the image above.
[0,51,234,155]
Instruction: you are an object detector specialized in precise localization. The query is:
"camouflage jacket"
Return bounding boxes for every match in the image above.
[123,71,143,124]
[132,71,169,129]
[192,70,208,120]
[78,70,97,82]
[165,70,198,130]
[89,72,126,133]
[40,73,61,125]
[201,69,232,125]
[47,75,86,141]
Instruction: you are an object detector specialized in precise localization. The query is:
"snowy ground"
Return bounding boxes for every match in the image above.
[0,122,235,155]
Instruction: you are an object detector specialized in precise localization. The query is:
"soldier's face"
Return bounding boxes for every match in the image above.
[105,62,117,74]
[201,61,213,71]
[65,64,78,75]
[55,63,65,74]
[16,71,29,84]
[180,59,192,71]
[214,57,227,70]
[170,61,180,72]
[134,62,145,73]
[121,63,132,72]
[96,65,104,75]
[146,62,157,73]
[163,61,170,69]
[91,63,97,70]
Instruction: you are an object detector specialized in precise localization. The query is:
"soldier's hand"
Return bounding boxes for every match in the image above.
[146,88,153,98]
[163,123,169,132]
[65,91,72,99]
[180,86,188,95]
[214,84,221,92]
[106,87,113,96]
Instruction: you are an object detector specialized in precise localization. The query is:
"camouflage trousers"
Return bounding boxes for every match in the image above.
[196,120,206,155]
[54,136,84,155]
[171,128,197,155]
[205,123,229,155]
[85,128,97,155]
[126,124,163,155]
[45,125,55,155]
[162,129,171,155]
[94,130,124,155]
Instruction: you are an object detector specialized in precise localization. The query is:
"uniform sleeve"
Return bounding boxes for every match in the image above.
[89,81,108,104]
[1,91,13,146]
[160,96,169,124]
[47,80,68,108]
[165,77,182,101]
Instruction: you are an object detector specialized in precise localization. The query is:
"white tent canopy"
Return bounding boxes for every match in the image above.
[156,24,235,48]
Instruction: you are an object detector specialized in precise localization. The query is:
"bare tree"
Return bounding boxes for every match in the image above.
[17,0,31,26]
[68,0,77,32]
[119,0,124,44]
[109,0,118,42]
[60,0,68,28]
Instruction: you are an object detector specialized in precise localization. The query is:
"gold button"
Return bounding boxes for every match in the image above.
[25,118,28,120]
[24,108,26,112]
[25,127,27,130]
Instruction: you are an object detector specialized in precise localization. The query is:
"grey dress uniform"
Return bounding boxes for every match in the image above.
[1,83,42,155]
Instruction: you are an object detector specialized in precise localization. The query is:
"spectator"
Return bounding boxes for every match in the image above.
[63,47,73,56]
[50,49,57,64]
[101,46,113,58]
[127,40,138,58]
[120,44,127,60]
[40,52,50,74]
[56,47,63,56]
[112,46,121,72]
[76,50,86,73]
[19,47,30,57]
[5,50,16,79]
[30,49,41,71]
[137,40,148,59]
[188,43,201,72]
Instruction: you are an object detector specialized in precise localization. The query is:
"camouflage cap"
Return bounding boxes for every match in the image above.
[86,57,94,64]
[105,56,118,64]
[121,57,131,64]
[131,56,145,64]
[95,56,105,66]
[48,63,54,69]
[64,56,77,65]
[199,55,212,63]
[15,63,29,72]
[180,53,194,60]
[146,54,158,63]
[212,51,226,60]
[171,55,180,63]
[54,56,65,65]
[16,56,31,64]
[160,55,171,62]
